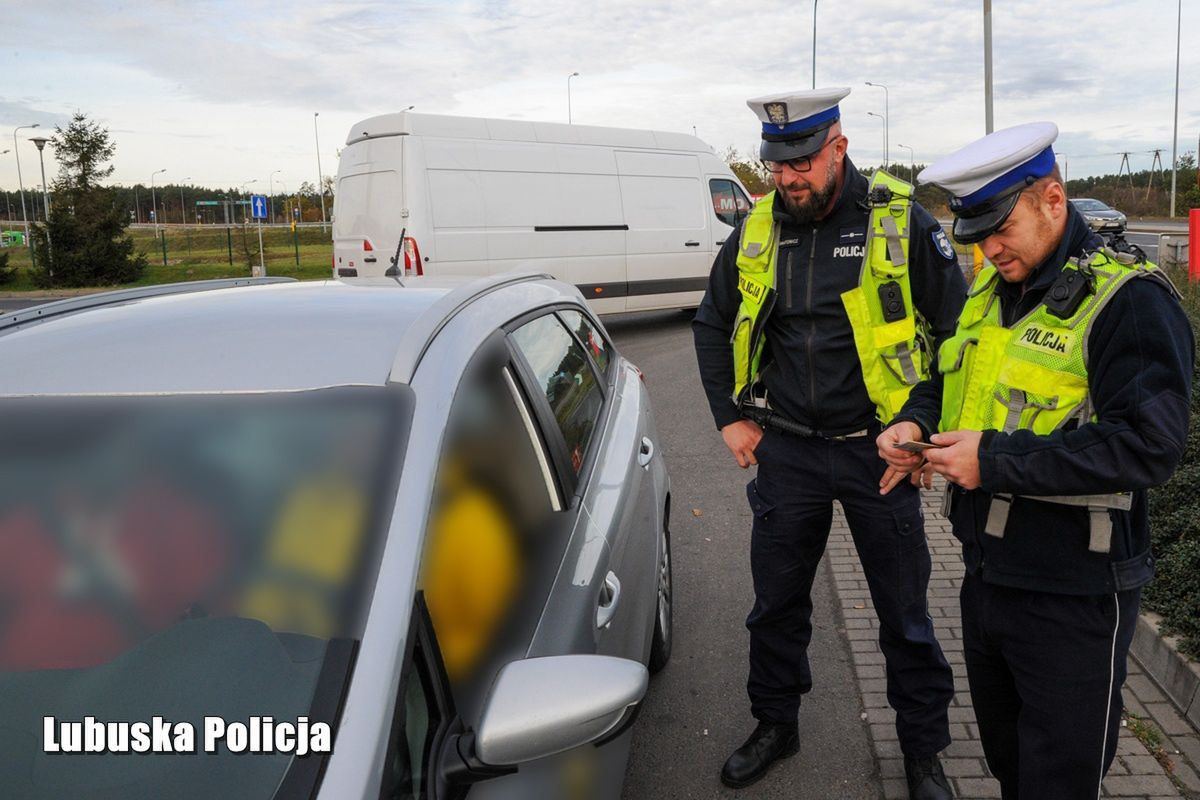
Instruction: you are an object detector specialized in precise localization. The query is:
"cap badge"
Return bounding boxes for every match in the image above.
[765,103,789,128]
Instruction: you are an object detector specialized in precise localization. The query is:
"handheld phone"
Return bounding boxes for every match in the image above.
[892,440,945,453]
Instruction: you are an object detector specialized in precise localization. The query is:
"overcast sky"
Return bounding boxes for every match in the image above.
[4,0,1196,196]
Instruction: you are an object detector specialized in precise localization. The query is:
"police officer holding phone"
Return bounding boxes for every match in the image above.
[878,122,1193,798]
[694,88,966,798]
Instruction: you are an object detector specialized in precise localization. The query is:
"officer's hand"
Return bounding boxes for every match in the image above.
[909,462,936,490]
[721,420,764,469]
[876,421,925,495]
[926,429,983,490]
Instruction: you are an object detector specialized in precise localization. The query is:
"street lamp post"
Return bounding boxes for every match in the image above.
[30,136,52,273]
[865,82,889,169]
[983,0,994,134]
[897,143,914,182]
[270,170,281,224]
[313,112,327,232]
[567,72,579,124]
[0,150,8,221]
[812,0,819,89]
[1169,0,1181,217]
[30,137,51,219]
[13,123,38,248]
[150,168,167,238]
[241,180,258,224]
[179,177,190,225]
[866,113,886,171]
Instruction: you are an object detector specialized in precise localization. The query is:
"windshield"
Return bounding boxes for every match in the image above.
[1072,199,1109,212]
[0,387,409,799]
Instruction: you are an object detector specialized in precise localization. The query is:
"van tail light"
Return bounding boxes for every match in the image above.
[403,237,423,277]
[363,239,374,251]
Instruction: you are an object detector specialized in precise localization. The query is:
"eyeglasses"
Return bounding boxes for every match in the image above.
[761,137,837,174]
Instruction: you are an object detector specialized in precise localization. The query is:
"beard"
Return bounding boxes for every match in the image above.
[777,155,838,224]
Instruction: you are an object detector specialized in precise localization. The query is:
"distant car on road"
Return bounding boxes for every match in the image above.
[0,274,672,800]
[1071,198,1127,234]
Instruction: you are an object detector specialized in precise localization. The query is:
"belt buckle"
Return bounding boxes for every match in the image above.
[828,428,868,441]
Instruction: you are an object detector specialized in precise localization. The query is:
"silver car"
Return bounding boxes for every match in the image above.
[0,274,672,799]
[1071,197,1127,234]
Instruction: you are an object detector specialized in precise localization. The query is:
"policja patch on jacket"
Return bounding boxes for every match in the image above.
[932,229,955,260]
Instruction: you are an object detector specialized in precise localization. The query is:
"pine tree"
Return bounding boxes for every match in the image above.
[29,113,145,287]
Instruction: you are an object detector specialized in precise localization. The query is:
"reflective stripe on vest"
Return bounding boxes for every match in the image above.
[938,248,1179,551]
[731,172,929,420]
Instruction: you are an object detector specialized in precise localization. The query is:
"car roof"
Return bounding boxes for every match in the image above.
[0,274,566,396]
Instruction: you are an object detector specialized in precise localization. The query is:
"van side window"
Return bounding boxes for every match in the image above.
[709,179,750,228]
[732,184,752,219]
[510,315,605,476]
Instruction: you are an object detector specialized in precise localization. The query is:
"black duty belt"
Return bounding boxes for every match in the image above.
[741,406,877,441]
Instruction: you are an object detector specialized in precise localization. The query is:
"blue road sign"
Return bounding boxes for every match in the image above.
[251,194,268,220]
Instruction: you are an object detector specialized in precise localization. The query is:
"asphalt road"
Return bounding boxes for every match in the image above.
[604,310,879,800]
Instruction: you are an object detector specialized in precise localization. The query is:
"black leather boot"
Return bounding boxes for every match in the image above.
[719,721,800,788]
[905,754,954,800]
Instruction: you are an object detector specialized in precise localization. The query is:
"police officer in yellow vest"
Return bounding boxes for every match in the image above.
[693,88,966,798]
[877,122,1194,799]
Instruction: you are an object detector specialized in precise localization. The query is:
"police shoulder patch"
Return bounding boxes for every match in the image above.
[932,229,955,260]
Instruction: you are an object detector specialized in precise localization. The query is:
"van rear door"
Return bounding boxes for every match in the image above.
[333,136,405,278]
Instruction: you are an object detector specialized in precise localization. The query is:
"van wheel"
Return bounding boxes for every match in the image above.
[648,518,673,674]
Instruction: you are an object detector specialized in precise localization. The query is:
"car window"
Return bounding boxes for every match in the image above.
[387,638,441,800]
[510,314,605,476]
[420,352,564,722]
[558,308,611,376]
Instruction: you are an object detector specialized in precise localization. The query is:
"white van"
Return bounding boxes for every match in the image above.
[332,111,753,313]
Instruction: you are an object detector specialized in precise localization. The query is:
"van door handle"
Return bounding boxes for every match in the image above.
[638,437,654,468]
[596,571,622,629]
[716,239,726,245]
[684,240,700,247]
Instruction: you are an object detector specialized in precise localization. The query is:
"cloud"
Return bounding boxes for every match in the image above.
[2,0,1194,187]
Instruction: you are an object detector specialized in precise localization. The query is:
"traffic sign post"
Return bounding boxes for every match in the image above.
[251,194,268,277]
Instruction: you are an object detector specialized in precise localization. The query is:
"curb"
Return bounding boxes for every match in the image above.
[1131,611,1200,732]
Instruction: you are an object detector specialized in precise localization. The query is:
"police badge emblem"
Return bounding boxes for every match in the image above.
[932,229,956,260]
[765,103,789,128]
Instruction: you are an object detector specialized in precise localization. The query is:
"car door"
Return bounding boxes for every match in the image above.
[507,309,659,666]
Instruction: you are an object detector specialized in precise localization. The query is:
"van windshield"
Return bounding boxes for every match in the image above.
[0,387,408,798]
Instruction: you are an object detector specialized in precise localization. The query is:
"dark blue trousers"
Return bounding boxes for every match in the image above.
[745,429,954,758]
[961,573,1139,799]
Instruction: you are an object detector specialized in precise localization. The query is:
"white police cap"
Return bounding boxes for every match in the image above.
[747,87,850,161]
[919,121,1059,244]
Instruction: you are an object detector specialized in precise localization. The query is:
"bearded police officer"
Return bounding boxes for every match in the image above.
[877,122,1194,799]
[693,88,965,798]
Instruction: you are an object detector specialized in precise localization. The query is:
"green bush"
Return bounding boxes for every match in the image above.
[0,250,12,285]
[1146,269,1200,660]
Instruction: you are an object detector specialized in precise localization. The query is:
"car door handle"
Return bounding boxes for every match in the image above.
[638,437,654,468]
[596,571,622,629]
[716,239,726,245]
[684,240,700,247]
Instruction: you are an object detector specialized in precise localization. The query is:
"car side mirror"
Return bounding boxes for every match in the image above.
[441,655,648,787]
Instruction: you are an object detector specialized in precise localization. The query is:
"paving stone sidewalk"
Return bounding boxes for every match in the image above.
[826,478,1200,800]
